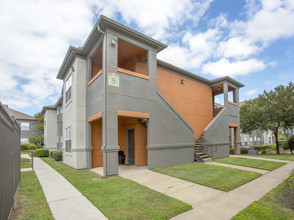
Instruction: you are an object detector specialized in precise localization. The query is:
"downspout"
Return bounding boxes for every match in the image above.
[97,25,108,175]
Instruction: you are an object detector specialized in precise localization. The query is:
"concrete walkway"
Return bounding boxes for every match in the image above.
[209,161,269,174]
[34,158,107,220]
[172,161,294,220]
[230,154,291,163]
[91,158,294,220]
[91,166,225,208]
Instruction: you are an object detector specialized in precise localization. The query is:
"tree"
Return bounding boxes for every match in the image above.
[28,112,44,147]
[240,82,294,154]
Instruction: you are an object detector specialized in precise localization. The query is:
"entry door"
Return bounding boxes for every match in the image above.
[127,129,135,165]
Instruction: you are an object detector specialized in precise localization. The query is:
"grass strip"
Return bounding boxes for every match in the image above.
[21,158,31,168]
[10,172,53,219]
[214,157,286,171]
[232,171,294,219]
[154,163,262,192]
[42,158,192,220]
[248,154,294,161]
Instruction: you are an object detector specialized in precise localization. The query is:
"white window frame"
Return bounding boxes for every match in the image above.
[65,73,72,103]
[21,138,29,144]
[21,122,30,131]
[65,127,72,152]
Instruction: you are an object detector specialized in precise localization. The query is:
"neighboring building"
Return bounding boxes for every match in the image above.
[4,105,38,144]
[42,96,63,151]
[43,16,244,176]
[239,101,274,147]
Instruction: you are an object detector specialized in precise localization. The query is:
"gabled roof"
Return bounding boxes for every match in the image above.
[41,105,56,115]
[4,105,36,120]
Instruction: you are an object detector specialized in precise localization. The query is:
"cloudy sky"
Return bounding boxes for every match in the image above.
[0,0,293,116]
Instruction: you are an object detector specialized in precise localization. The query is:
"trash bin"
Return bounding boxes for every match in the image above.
[118,151,125,164]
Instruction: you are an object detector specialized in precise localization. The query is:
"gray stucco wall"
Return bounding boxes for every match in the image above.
[203,102,240,158]
[18,119,38,142]
[44,109,57,150]
[100,31,194,174]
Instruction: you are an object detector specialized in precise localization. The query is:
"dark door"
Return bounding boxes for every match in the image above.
[127,129,135,165]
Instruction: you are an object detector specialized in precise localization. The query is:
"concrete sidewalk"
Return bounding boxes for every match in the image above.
[91,166,225,208]
[209,161,269,174]
[230,154,291,163]
[92,159,294,220]
[172,161,294,220]
[34,158,107,220]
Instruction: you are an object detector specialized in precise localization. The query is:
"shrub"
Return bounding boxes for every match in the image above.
[288,135,294,154]
[262,150,266,154]
[21,144,29,150]
[50,151,55,157]
[52,151,63,161]
[229,148,234,154]
[253,145,270,151]
[289,170,294,192]
[34,149,49,157]
[282,139,289,150]
[27,144,40,150]
[240,147,248,154]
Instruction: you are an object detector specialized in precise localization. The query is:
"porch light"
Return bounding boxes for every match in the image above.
[217,87,221,91]
[181,79,185,84]
[111,39,117,46]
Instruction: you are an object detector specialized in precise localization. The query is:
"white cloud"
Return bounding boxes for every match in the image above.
[217,37,259,59]
[0,0,214,113]
[245,89,259,96]
[202,58,266,77]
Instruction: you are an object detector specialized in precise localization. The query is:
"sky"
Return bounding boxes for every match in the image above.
[0,0,293,116]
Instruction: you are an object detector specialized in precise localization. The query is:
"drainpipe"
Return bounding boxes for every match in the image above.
[97,24,108,175]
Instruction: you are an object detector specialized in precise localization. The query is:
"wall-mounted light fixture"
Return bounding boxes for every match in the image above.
[216,87,221,91]
[70,66,75,72]
[111,39,117,46]
[181,79,185,84]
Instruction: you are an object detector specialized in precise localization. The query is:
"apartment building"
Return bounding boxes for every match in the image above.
[43,16,244,176]
[4,105,38,144]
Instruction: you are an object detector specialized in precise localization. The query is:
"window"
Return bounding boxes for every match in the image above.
[65,127,72,152]
[21,122,30,131]
[21,138,29,144]
[269,137,272,144]
[65,74,72,103]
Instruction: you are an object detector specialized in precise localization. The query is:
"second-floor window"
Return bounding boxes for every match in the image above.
[65,126,71,152]
[21,122,30,131]
[65,74,72,103]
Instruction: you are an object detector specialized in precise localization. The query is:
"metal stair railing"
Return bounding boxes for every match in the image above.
[194,136,217,159]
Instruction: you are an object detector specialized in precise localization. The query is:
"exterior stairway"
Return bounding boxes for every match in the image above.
[194,134,213,163]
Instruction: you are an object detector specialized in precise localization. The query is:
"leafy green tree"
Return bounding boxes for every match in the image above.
[240,82,294,154]
[28,112,44,147]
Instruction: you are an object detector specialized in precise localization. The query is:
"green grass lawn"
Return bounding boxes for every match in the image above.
[214,157,286,171]
[249,154,294,161]
[10,172,53,219]
[153,163,262,192]
[21,157,32,168]
[232,171,294,219]
[42,158,192,220]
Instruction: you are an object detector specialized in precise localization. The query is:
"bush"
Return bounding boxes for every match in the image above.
[289,170,294,192]
[27,144,40,150]
[282,139,289,150]
[288,135,294,153]
[240,147,248,154]
[253,145,270,151]
[50,151,55,157]
[229,148,234,154]
[52,151,63,161]
[262,150,266,154]
[21,144,29,150]
[34,149,49,157]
